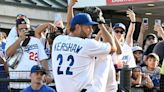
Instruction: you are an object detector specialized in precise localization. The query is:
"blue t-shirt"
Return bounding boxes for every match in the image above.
[21,85,55,92]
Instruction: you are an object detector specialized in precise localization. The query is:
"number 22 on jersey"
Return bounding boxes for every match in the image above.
[57,54,74,75]
[29,52,38,61]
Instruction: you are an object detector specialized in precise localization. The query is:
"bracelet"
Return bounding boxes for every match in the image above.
[131,22,137,24]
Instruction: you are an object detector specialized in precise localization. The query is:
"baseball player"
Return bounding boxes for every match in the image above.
[66,2,118,91]
[52,13,116,92]
[93,31,118,92]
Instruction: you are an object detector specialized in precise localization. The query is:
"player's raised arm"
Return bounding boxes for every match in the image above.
[98,24,117,53]
[65,0,77,34]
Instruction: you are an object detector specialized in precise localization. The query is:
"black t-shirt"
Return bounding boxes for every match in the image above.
[144,43,157,55]
[153,41,164,64]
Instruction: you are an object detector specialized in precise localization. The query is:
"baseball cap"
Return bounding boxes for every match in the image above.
[70,13,98,28]
[31,65,46,74]
[113,23,126,31]
[162,23,164,28]
[16,14,30,28]
[147,53,160,62]
[132,46,143,52]
[145,33,157,40]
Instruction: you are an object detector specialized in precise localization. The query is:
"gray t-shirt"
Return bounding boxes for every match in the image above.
[142,66,161,87]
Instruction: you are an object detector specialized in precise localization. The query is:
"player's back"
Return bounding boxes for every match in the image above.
[52,35,96,92]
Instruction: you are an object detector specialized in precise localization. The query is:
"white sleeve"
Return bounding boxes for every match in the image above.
[84,39,111,57]
[5,27,18,51]
[36,38,48,61]
[5,37,17,52]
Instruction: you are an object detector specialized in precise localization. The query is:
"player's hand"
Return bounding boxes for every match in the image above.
[69,0,78,7]
[127,9,136,22]
[106,23,113,34]
[140,23,148,33]
[97,13,105,24]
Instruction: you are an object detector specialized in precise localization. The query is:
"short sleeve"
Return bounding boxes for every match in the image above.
[5,37,18,52]
[5,27,18,52]
[84,39,111,57]
[35,38,48,61]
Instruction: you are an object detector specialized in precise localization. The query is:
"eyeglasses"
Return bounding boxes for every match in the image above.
[115,30,125,34]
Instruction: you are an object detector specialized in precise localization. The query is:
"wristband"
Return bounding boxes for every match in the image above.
[131,22,137,24]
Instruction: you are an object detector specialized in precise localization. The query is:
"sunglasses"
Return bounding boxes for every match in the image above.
[19,28,29,32]
[115,30,125,34]
[147,37,155,40]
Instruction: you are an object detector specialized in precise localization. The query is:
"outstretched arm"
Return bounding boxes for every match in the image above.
[137,23,148,47]
[126,9,136,47]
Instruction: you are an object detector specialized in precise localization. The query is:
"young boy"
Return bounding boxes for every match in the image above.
[142,53,161,91]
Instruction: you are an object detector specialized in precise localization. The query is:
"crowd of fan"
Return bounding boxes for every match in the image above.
[0,0,164,92]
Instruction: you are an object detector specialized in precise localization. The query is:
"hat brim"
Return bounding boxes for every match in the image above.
[133,50,143,53]
[83,21,98,25]
[31,70,47,74]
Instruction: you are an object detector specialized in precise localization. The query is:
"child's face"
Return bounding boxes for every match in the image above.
[132,68,141,78]
[133,51,142,62]
[146,57,158,69]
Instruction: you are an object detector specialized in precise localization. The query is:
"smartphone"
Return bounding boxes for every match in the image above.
[105,19,111,25]
[143,18,148,25]
[155,19,161,25]
[128,6,133,10]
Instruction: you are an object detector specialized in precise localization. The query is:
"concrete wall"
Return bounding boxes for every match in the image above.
[68,0,106,8]
[0,4,67,29]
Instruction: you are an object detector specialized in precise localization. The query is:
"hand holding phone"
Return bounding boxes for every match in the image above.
[143,18,148,25]
[155,19,161,25]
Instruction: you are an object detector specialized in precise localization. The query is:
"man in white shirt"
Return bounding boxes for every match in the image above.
[5,14,48,90]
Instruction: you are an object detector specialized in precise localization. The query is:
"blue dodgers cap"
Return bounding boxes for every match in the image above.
[31,65,46,74]
[70,13,98,28]
[113,23,126,31]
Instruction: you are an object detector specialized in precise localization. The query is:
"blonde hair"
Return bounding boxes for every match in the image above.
[0,32,6,41]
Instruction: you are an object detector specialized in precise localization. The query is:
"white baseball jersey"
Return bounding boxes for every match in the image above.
[5,36,48,89]
[86,55,117,92]
[86,55,110,92]
[106,55,117,92]
[52,35,111,92]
